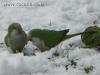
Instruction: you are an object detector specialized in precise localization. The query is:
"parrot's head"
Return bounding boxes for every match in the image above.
[81,26,100,48]
[27,29,38,41]
[8,23,23,34]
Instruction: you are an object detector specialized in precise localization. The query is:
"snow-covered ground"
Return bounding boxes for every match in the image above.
[0,0,100,75]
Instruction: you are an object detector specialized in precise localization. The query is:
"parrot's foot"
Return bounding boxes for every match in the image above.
[23,52,36,56]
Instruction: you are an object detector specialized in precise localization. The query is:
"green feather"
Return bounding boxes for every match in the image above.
[29,29,66,48]
[4,34,10,47]
[5,24,15,47]
[8,24,16,35]
[4,23,27,53]
[29,28,98,51]
[81,26,100,48]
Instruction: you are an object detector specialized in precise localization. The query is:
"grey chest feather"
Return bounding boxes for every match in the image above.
[10,30,27,45]
[32,37,49,50]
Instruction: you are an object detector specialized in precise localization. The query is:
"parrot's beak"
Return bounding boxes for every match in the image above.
[16,26,23,33]
[28,38,32,41]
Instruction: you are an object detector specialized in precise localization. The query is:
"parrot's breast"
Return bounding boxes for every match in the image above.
[32,37,49,51]
[10,30,27,48]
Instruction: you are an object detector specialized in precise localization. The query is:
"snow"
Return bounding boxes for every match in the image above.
[0,0,100,75]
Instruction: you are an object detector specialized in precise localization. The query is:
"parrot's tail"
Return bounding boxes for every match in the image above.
[63,31,97,40]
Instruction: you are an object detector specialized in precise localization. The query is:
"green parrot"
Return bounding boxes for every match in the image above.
[4,23,28,53]
[81,26,100,48]
[28,29,84,52]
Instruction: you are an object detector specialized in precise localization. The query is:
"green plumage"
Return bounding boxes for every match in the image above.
[8,24,16,36]
[29,29,67,48]
[4,23,27,53]
[5,24,17,47]
[4,34,9,47]
[28,29,83,51]
[81,26,100,48]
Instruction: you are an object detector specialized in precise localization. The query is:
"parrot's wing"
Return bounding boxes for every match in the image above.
[8,24,15,35]
[90,35,100,47]
[43,30,66,47]
[4,34,10,47]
